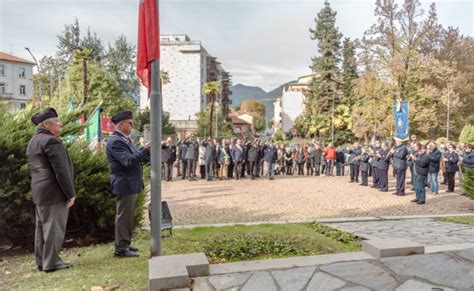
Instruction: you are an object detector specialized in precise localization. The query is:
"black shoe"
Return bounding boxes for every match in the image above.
[399,193,405,196]
[44,262,71,273]
[37,265,43,271]
[371,186,378,188]
[355,180,359,183]
[411,199,419,203]
[349,180,354,183]
[114,249,139,258]
[392,192,399,195]
[416,201,425,204]
[379,189,388,192]
[129,246,139,252]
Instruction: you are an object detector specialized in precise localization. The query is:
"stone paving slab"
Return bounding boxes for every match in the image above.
[328,218,474,246]
[192,248,474,291]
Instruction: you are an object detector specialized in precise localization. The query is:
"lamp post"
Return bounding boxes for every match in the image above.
[446,84,451,141]
[25,47,42,110]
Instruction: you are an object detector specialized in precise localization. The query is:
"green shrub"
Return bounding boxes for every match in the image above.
[0,105,145,246]
[459,124,474,144]
[204,235,310,263]
[462,166,474,198]
[310,222,360,244]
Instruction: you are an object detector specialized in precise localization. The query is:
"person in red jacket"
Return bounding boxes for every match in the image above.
[325,143,336,176]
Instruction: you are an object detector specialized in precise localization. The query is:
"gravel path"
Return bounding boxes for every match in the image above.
[157,174,473,226]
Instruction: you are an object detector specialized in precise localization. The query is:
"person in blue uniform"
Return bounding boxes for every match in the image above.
[378,142,390,192]
[27,108,76,273]
[106,111,150,257]
[388,137,409,196]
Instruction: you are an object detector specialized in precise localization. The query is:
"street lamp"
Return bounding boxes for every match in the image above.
[25,47,42,110]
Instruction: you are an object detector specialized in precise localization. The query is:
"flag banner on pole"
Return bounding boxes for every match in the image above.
[393,100,409,141]
[81,106,102,151]
[101,116,115,133]
[137,0,160,95]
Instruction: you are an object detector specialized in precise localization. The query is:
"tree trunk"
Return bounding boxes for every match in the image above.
[208,93,215,137]
[82,58,89,105]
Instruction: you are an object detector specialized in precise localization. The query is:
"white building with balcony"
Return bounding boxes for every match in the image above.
[281,74,316,132]
[0,52,35,112]
[139,34,231,138]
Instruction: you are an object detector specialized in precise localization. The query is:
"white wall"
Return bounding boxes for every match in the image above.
[140,43,206,121]
[282,91,303,132]
[0,60,34,111]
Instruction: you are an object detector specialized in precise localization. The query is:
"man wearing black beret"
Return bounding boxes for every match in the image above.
[106,111,150,257]
[26,107,76,273]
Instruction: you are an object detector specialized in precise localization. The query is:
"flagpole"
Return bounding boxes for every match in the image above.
[149,0,162,256]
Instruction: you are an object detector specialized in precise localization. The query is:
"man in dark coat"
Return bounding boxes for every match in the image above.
[177,141,187,179]
[263,140,278,180]
[204,138,216,181]
[445,143,459,192]
[247,141,259,179]
[412,144,430,204]
[378,142,390,192]
[106,111,150,257]
[183,133,199,181]
[27,107,76,272]
[349,143,362,183]
[231,139,245,179]
[162,137,177,181]
[371,141,381,187]
[388,138,409,196]
[427,142,441,194]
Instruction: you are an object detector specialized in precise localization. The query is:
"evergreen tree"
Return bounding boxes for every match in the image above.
[341,38,358,110]
[57,18,81,64]
[81,27,105,63]
[308,0,342,116]
[104,35,140,98]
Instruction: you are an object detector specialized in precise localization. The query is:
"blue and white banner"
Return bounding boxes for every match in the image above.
[394,100,409,141]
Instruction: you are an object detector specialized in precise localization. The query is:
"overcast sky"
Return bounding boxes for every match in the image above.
[1,0,472,91]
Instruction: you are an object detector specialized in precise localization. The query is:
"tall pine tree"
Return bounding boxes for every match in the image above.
[341,38,358,110]
[308,0,342,117]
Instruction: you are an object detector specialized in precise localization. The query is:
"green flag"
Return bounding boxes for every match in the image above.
[82,107,102,150]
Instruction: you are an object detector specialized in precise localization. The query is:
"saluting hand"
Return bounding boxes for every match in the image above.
[67,196,76,208]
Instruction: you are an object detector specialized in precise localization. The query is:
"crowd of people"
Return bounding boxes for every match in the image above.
[161,134,474,204]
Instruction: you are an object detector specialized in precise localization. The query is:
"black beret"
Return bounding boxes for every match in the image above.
[111,111,133,124]
[31,107,58,126]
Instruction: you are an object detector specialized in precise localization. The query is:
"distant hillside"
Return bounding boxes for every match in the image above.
[230,82,295,124]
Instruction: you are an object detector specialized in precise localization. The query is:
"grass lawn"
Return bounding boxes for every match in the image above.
[437,215,474,226]
[2,223,361,290]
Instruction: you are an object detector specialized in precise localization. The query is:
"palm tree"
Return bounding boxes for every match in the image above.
[72,48,93,105]
[203,81,221,137]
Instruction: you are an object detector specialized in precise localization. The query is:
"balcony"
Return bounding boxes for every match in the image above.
[0,92,14,100]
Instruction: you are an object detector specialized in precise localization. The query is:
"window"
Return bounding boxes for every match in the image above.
[18,67,25,78]
[19,85,26,95]
[0,83,4,94]
[0,65,4,76]
[20,102,27,109]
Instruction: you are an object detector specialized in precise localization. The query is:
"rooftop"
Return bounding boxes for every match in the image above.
[0,52,36,65]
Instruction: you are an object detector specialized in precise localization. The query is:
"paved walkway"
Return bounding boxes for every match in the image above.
[329,218,474,246]
[158,175,473,226]
[190,248,474,290]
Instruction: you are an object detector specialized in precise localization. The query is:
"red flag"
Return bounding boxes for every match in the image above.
[137,0,160,95]
[101,116,115,133]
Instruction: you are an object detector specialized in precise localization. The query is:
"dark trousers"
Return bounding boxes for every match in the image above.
[115,194,137,251]
[447,172,456,191]
[416,175,427,202]
[249,161,257,178]
[409,164,414,185]
[372,166,379,186]
[205,161,214,180]
[326,160,334,176]
[395,168,406,194]
[297,163,304,175]
[35,202,69,270]
[181,160,187,179]
[234,161,243,179]
[256,160,261,177]
[315,164,320,176]
[286,163,293,175]
[186,159,196,179]
[336,162,343,176]
[378,169,388,190]
[200,165,205,178]
[164,162,173,181]
[228,163,234,178]
[361,171,368,185]
[306,161,314,175]
[350,164,360,181]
